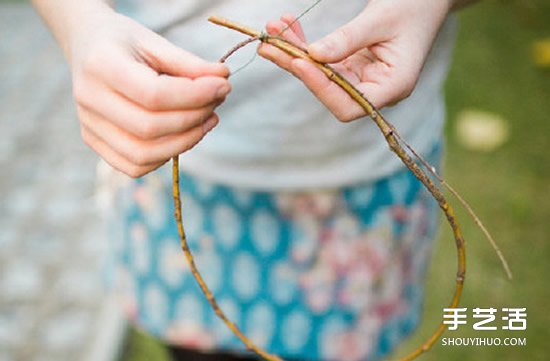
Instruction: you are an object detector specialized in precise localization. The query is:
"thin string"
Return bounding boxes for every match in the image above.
[229,50,259,76]
[277,0,322,37]
[221,36,261,76]
[226,0,323,77]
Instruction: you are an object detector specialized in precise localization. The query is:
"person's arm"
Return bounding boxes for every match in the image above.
[32,0,231,177]
[259,0,478,121]
[31,0,111,62]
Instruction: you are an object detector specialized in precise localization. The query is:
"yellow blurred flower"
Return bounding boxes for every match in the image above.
[532,38,550,68]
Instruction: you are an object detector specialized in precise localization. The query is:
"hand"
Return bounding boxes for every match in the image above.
[258,0,452,121]
[69,8,230,177]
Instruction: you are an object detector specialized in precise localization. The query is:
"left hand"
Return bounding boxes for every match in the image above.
[258,0,452,122]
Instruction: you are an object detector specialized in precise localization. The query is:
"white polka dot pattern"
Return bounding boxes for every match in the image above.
[180,195,203,241]
[212,204,240,250]
[158,239,186,288]
[232,188,254,208]
[387,171,409,205]
[144,283,168,330]
[250,210,279,257]
[195,249,223,294]
[114,146,441,361]
[195,180,215,199]
[232,252,260,301]
[318,315,347,359]
[175,294,204,324]
[281,309,312,352]
[348,184,374,208]
[214,298,241,343]
[269,261,297,305]
[246,301,276,347]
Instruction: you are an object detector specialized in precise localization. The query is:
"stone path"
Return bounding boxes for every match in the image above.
[0,3,126,361]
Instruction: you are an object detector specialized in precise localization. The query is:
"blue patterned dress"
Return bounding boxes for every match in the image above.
[106,144,442,361]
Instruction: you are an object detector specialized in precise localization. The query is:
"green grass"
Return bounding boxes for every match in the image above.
[395,1,550,360]
[121,1,550,360]
[120,328,171,361]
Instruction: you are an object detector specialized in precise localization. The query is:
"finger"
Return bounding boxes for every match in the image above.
[137,28,229,79]
[266,20,307,48]
[352,51,421,108]
[79,105,219,167]
[293,55,416,112]
[291,59,367,121]
[280,14,306,42]
[258,42,300,77]
[258,20,306,74]
[80,124,165,178]
[308,5,390,63]
[75,79,221,139]
[88,48,231,111]
[354,70,416,109]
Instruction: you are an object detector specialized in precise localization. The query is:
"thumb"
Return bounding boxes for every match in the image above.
[308,7,386,63]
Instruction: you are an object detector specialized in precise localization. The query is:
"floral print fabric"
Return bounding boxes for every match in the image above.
[109,145,441,361]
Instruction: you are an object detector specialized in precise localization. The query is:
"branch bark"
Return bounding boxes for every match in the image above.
[172,15,471,361]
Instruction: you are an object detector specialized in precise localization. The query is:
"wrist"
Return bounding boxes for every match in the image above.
[32,0,115,63]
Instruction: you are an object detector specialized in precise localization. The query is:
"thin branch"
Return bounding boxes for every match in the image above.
[393,132,512,280]
[170,15,514,361]
[208,16,467,361]
[171,156,283,361]
[219,36,259,64]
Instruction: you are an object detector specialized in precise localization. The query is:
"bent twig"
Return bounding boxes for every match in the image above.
[169,15,509,361]
[209,16,464,361]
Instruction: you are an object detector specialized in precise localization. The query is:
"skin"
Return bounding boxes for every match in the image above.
[258,0,477,121]
[32,0,231,178]
[32,0,476,178]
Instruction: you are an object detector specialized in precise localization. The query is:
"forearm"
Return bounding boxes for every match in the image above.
[31,0,113,62]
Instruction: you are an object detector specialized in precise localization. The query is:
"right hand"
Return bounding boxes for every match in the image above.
[69,8,231,178]
[259,0,451,122]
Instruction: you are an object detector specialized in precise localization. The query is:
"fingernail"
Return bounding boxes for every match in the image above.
[218,64,230,77]
[216,84,230,98]
[203,116,218,133]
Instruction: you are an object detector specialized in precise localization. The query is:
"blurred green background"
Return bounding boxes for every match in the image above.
[397,0,550,360]
[121,1,550,360]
